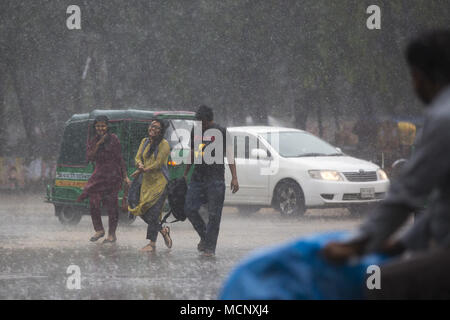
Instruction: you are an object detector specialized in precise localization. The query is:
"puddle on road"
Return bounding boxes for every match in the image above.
[0,245,247,299]
[0,193,362,299]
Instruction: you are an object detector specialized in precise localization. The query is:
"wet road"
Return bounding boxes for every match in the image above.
[0,192,362,299]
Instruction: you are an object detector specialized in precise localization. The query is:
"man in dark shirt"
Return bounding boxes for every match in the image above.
[184,105,239,257]
[322,30,450,299]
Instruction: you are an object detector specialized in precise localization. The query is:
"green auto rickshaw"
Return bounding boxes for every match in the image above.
[46,109,196,225]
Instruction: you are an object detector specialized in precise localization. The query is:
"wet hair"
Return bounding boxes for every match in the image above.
[406,30,450,85]
[93,115,109,128]
[195,105,214,121]
[146,119,167,159]
[93,115,110,149]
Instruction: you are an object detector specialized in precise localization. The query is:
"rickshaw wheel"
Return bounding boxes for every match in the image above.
[56,205,82,225]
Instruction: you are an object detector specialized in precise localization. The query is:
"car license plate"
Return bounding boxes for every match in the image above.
[360,188,375,199]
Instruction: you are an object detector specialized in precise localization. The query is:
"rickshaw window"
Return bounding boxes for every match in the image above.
[58,122,89,165]
[128,122,151,166]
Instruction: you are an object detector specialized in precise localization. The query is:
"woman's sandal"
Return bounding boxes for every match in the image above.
[160,226,173,249]
[90,231,105,242]
[102,235,117,244]
[140,242,156,252]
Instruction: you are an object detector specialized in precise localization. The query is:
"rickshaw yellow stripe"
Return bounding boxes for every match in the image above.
[54,180,87,188]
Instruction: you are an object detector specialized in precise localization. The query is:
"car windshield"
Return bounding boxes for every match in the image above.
[260,131,342,158]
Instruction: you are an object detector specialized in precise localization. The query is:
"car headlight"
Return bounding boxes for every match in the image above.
[377,169,388,180]
[308,170,343,181]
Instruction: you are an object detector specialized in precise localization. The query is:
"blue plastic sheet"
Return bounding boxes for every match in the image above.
[219,231,389,300]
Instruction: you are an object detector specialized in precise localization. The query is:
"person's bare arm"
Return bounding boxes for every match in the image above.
[228,163,239,193]
[116,140,130,186]
[135,138,146,171]
[226,130,239,193]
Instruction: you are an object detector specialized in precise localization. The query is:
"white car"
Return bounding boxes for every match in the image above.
[224,126,390,216]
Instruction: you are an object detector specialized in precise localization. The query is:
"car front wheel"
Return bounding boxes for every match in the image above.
[274,181,306,216]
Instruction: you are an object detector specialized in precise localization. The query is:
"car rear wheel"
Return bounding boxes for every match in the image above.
[56,205,82,225]
[274,180,306,216]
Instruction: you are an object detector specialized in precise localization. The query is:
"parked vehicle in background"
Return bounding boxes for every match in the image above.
[46,109,196,225]
[224,126,390,216]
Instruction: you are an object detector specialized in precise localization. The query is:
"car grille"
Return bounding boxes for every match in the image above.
[342,193,386,201]
[343,171,377,182]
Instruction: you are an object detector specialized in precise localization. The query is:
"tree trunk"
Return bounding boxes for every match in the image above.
[294,97,308,130]
[0,69,5,156]
[105,41,118,109]
[317,101,323,138]
[7,61,36,154]
[74,53,88,114]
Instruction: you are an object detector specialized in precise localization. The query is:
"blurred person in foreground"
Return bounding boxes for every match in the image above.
[322,30,450,299]
[183,105,239,257]
[77,115,130,243]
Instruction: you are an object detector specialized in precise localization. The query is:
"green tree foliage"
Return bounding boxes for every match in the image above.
[0,0,449,158]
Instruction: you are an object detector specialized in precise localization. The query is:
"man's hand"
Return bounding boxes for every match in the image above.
[321,242,362,264]
[380,239,406,257]
[321,236,369,264]
[230,177,239,193]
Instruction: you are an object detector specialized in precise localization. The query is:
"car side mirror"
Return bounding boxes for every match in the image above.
[251,148,269,159]
[336,147,342,153]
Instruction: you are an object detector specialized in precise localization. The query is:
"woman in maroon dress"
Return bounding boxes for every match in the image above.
[77,115,130,243]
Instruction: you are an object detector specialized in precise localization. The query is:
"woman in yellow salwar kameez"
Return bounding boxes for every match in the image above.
[129,120,173,252]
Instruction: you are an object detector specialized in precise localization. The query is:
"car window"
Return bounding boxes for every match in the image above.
[233,135,247,159]
[232,133,267,159]
[261,131,339,157]
[252,138,270,159]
